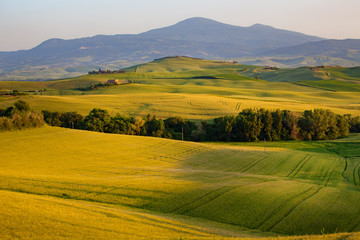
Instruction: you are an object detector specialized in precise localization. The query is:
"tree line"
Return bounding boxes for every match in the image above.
[0,101,44,131]
[42,107,360,142]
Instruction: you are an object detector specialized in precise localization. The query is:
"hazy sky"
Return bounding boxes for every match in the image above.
[1,0,359,51]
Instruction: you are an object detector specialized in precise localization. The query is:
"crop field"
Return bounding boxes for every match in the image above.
[1,57,360,239]
[0,127,359,239]
[1,57,360,119]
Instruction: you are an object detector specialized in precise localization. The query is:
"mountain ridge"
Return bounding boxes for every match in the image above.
[0,17,359,80]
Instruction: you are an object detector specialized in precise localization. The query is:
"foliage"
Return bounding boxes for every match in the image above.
[42,107,357,142]
[0,100,44,131]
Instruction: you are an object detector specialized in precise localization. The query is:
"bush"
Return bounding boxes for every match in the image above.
[0,101,44,131]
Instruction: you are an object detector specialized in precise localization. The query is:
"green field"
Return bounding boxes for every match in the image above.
[1,57,360,118]
[1,57,360,239]
[0,127,359,239]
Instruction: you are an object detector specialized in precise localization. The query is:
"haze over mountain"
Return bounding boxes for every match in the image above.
[263,39,360,59]
[0,17,359,80]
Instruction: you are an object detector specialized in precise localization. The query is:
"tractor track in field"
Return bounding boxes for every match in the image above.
[238,154,270,173]
[262,186,322,232]
[342,157,348,178]
[322,157,341,186]
[171,181,271,216]
[287,154,311,178]
[148,140,173,149]
[353,160,360,186]
[256,185,315,230]
[170,186,236,215]
[235,102,242,110]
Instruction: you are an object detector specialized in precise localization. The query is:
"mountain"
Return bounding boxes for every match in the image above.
[2,17,360,80]
[0,17,324,75]
[140,17,323,52]
[261,39,360,61]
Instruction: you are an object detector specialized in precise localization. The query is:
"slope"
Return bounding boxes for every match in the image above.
[0,126,359,238]
[1,57,360,118]
[262,39,360,62]
[140,17,323,53]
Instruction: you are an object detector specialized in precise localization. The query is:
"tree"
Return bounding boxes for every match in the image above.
[234,109,262,142]
[42,110,62,126]
[348,115,360,133]
[337,115,349,138]
[213,116,236,142]
[83,108,111,132]
[259,109,273,141]
[144,115,165,137]
[271,109,282,141]
[60,112,84,129]
[164,116,197,141]
[108,114,132,134]
[130,116,146,135]
[14,100,30,112]
[281,110,299,140]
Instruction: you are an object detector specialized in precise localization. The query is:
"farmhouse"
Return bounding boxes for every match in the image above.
[106,79,130,85]
[106,79,121,84]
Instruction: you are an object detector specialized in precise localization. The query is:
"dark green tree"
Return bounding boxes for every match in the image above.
[145,115,165,137]
[83,108,111,132]
[14,100,30,112]
[259,109,273,141]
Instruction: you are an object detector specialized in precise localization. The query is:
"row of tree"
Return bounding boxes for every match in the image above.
[42,108,198,141]
[204,108,350,142]
[0,101,44,131]
[42,107,360,142]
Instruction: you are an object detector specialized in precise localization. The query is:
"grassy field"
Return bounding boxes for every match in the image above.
[1,57,360,239]
[1,57,360,119]
[0,126,359,239]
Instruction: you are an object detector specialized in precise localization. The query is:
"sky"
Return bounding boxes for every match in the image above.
[1,0,360,51]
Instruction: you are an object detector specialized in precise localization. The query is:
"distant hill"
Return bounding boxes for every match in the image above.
[0,18,323,74]
[262,39,360,61]
[1,17,360,81]
[140,17,323,54]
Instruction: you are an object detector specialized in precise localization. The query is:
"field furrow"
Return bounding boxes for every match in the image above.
[0,127,359,238]
[265,186,322,232]
[353,160,360,186]
[286,154,310,178]
[171,186,236,215]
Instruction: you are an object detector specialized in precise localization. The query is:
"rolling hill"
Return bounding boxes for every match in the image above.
[1,55,360,239]
[1,57,360,118]
[0,126,359,239]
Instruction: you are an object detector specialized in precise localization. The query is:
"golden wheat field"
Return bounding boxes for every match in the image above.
[0,126,359,239]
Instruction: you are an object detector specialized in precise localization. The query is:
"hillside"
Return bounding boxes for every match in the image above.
[262,39,360,60]
[140,17,323,53]
[1,57,360,118]
[0,126,359,239]
[1,55,360,239]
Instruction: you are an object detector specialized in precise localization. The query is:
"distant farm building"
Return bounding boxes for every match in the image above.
[106,79,129,85]
[106,79,120,84]
[265,66,279,70]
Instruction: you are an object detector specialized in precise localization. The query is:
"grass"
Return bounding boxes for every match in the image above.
[0,126,359,239]
[1,57,360,239]
[1,57,360,119]
[296,80,360,92]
